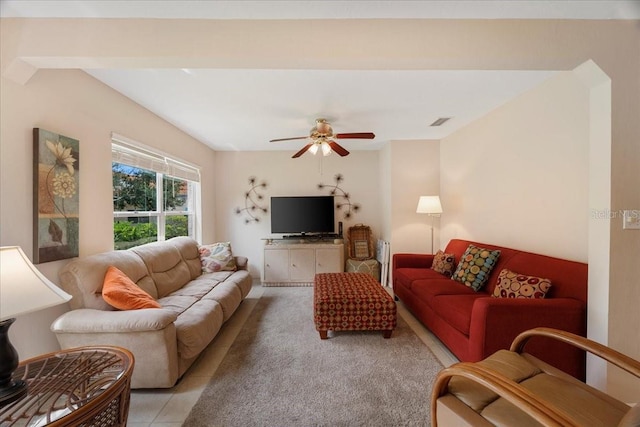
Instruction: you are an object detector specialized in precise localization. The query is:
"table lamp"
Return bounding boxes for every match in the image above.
[0,246,72,406]
[416,196,443,254]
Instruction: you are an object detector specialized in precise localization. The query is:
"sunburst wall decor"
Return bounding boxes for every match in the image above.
[318,173,360,219]
[235,176,268,224]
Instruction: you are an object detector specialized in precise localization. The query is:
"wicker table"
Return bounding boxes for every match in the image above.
[0,346,134,427]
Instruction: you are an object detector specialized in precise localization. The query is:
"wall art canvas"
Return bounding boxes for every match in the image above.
[33,128,79,263]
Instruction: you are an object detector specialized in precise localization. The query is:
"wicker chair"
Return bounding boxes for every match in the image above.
[431,327,640,427]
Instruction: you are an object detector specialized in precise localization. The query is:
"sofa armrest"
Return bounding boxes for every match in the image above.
[51,308,178,334]
[235,255,248,271]
[468,298,586,375]
[392,253,435,270]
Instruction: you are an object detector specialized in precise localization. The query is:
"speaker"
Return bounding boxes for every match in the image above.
[338,221,343,236]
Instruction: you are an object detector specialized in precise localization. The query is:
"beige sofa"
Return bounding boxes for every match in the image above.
[51,236,252,389]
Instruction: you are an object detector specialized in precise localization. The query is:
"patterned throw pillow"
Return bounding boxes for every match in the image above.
[492,269,552,299]
[431,250,456,277]
[452,244,501,291]
[199,242,237,273]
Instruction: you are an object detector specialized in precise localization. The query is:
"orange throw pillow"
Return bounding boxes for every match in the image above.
[102,266,161,310]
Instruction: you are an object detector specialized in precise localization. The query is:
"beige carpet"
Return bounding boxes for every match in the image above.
[183,286,443,427]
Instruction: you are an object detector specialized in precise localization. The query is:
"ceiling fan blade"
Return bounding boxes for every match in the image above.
[334,132,375,139]
[292,143,313,158]
[328,141,350,157]
[270,136,309,143]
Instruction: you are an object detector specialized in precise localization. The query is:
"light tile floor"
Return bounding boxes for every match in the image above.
[127,283,459,427]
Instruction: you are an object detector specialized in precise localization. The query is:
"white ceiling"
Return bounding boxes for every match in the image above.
[3,1,638,153]
[2,1,639,20]
[85,68,556,152]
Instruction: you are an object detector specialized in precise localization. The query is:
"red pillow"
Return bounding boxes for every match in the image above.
[102,266,161,310]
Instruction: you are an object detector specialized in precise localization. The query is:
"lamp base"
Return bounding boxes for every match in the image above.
[0,379,27,407]
[0,318,27,407]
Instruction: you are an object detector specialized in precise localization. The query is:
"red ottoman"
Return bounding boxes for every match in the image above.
[314,272,397,339]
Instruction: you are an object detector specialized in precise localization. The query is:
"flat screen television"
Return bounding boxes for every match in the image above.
[270,196,335,236]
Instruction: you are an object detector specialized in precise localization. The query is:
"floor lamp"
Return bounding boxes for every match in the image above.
[416,196,443,254]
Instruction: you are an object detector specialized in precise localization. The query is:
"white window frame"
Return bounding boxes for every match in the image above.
[111,133,202,246]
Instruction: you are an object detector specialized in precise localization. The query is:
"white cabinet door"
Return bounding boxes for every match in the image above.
[316,247,343,274]
[289,248,315,282]
[264,249,289,282]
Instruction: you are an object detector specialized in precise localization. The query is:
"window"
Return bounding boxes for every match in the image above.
[111,134,201,250]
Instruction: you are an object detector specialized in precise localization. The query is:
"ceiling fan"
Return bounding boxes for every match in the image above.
[270,118,375,158]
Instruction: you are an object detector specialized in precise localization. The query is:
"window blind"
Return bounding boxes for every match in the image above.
[111,133,201,183]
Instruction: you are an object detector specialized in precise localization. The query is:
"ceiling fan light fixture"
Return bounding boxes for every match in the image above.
[321,141,332,156]
[272,118,373,158]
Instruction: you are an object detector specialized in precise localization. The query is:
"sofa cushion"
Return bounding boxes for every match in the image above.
[432,250,456,277]
[59,250,155,310]
[157,295,200,317]
[432,294,487,335]
[102,266,161,310]
[395,268,445,290]
[132,241,193,298]
[173,299,224,360]
[203,281,243,321]
[199,242,237,273]
[169,276,221,299]
[492,269,552,299]
[409,279,477,310]
[452,245,501,291]
[168,236,203,280]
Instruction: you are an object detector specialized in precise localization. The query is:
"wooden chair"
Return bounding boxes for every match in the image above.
[431,327,640,427]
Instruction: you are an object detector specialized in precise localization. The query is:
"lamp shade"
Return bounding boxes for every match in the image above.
[0,246,71,321]
[416,196,443,215]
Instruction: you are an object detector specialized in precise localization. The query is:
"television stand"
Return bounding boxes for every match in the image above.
[282,234,339,241]
[263,241,344,286]
[283,234,305,240]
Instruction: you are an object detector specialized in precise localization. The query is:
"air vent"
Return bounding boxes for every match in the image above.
[430,117,451,127]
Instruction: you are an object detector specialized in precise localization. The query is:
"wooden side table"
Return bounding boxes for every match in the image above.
[0,346,134,427]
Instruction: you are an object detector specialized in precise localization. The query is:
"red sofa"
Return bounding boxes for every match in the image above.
[393,239,587,379]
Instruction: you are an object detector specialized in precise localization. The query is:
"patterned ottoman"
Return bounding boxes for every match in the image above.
[313,272,397,339]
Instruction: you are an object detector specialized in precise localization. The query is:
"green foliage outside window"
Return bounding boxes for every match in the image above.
[166,215,189,239]
[114,221,157,250]
[113,216,188,250]
[113,162,191,250]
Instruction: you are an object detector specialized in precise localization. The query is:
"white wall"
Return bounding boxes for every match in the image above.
[213,151,382,278]
[0,69,217,359]
[389,140,441,255]
[440,71,590,262]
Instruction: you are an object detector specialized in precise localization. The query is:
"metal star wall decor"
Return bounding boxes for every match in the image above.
[318,173,360,219]
[235,176,268,224]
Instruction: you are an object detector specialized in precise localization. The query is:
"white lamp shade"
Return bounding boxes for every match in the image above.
[0,246,71,321]
[416,196,443,215]
[321,141,332,156]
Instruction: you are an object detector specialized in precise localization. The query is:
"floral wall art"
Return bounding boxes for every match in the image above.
[33,128,79,263]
